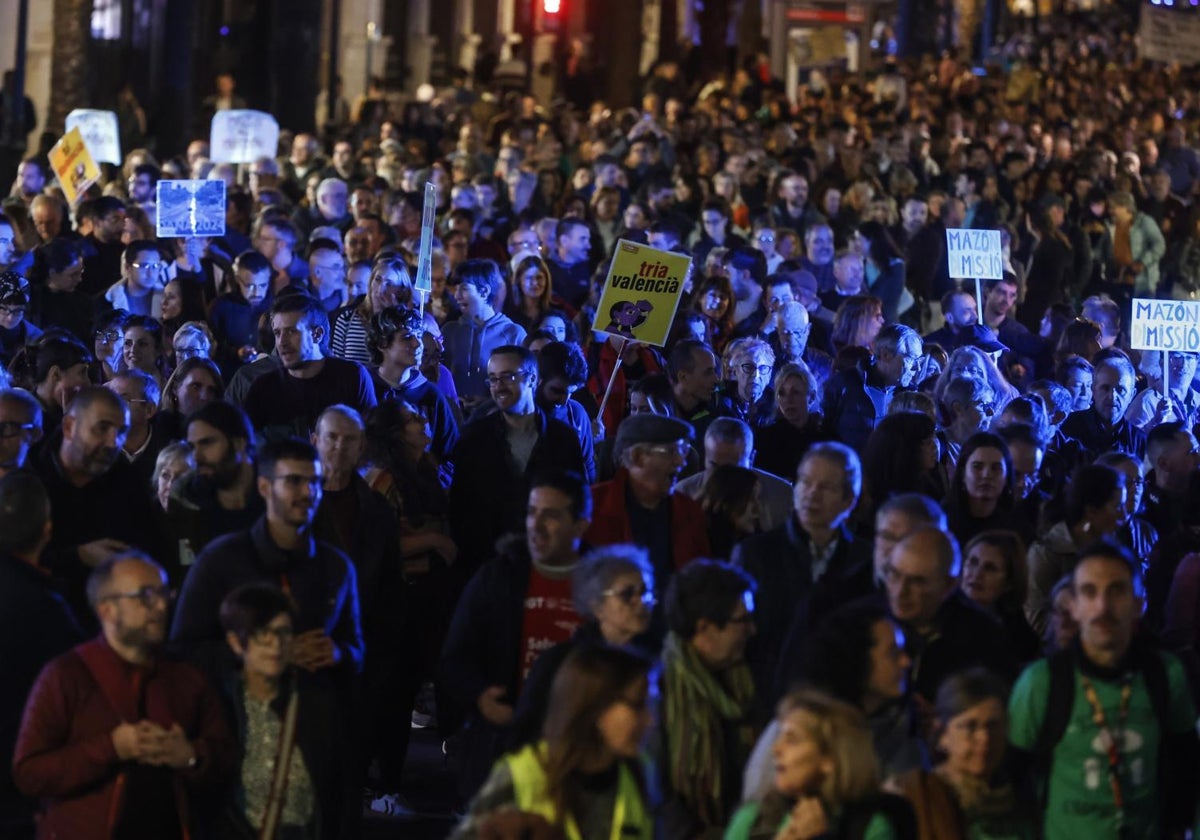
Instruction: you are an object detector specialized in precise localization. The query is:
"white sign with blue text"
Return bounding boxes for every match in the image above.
[945,228,1003,280]
[1130,297,1200,352]
[155,180,227,238]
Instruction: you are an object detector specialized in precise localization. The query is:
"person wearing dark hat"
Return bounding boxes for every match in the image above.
[953,322,1008,356]
[0,269,41,366]
[584,413,709,604]
[787,267,835,352]
[981,274,1044,371]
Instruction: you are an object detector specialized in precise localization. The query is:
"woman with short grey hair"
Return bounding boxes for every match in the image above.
[510,544,655,748]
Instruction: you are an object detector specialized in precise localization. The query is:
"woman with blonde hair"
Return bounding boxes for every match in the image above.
[726,689,913,839]
[330,254,421,365]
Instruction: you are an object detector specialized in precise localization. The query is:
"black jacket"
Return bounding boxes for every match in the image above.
[171,517,364,683]
[449,408,585,575]
[734,519,874,703]
[437,536,532,799]
[1060,408,1147,462]
[821,360,895,452]
[0,553,84,829]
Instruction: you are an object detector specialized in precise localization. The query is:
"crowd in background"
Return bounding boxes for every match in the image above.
[1,5,1200,840]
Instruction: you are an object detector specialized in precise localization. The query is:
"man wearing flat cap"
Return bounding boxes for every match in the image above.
[585,414,710,604]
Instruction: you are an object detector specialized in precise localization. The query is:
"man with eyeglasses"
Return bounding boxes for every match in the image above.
[173,437,364,685]
[882,527,1015,705]
[14,551,236,840]
[586,414,709,603]
[440,470,592,801]
[102,239,165,318]
[0,270,41,366]
[306,239,348,313]
[81,196,129,297]
[0,471,84,836]
[0,388,41,478]
[34,387,161,629]
[449,345,585,578]
[717,338,777,428]
[1061,353,1146,462]
[822,323,923,452]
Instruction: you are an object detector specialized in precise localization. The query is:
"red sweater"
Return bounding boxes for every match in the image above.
[12,637,235,840]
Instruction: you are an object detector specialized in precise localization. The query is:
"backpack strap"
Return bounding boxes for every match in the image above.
[1033,648,1076,758]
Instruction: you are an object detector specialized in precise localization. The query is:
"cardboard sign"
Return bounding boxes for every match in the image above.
[65,109,121,165]
[1130,297,1200,352]
[48,127,101,206]
[590,240,691,347]
[155,179,227,238]
[1138,5,1200,66]
[209,109,280,163]
[945,228,1003,280]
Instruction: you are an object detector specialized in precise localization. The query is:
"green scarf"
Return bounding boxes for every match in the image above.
[662,632,757,828]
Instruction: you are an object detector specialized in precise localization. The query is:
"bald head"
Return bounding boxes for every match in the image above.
[885,526,959,630]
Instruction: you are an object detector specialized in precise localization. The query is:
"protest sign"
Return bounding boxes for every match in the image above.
[48,127,100,206]
[591,240,691,347]
[155,180,227,238]
[65,109,121,165]
[209,110,280,163]
[945,228,1003,280]
[1129,297,1200,352]
[414,182,437,296]
[1138,5,1200,66]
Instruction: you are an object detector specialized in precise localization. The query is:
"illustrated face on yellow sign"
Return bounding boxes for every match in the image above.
[48,126,100,206]
[591,240,692,347]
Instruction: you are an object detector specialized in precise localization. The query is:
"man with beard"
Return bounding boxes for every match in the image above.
[165,401,263,581]
[449,345,585,579]
[980,275,1043,365]
[35,387,159,628]
[13,552,235,840]
[1008,543,1198,839]
[171,438,364,683]
[1061,353,1146,461]
[243,293,376,442]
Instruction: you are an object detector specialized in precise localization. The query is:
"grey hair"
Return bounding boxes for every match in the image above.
[799,441,862,500]
[572,544,654,620]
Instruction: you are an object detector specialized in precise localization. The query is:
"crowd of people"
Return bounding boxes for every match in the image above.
[1,6,1200,840]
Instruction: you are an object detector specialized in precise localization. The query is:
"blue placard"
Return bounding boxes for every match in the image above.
[155,179,227,238]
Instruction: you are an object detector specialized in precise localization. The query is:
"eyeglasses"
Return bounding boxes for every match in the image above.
[175,346,205,359]
[486,371,529,387]
[0,421,37,438]
[0,305,26,316]
[103,585,176,607]
[249,625,296,645]
[756,235,775,243]
[131,261,165,271]
[602,584,656,606]
[95,330,122,342]
[740,363,774,377]
[643,441,689,458]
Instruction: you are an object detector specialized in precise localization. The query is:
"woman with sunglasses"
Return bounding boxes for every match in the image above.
[510,544,656,749]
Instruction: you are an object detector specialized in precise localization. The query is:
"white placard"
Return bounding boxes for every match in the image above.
[155,179,227,238]
[65,109,121,165]
[945,228,1003,280]
[1138,6,1200,66]
[209,110,280,163]
[1130,297,1200,352]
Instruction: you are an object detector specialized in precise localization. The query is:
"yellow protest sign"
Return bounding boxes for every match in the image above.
[591,240,692,347]
[48,126,100,206]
